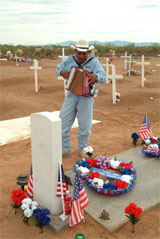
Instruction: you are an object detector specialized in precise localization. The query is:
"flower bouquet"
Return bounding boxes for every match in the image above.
[21,198,38,224]
[11,189,26,214]
[131,133,139,146]
[73,155,136,196]
[125,203,143,233]
[33,208,51,233]
[142,136,160,157]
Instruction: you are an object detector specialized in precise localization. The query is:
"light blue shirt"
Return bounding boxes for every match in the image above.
[56,54,106,83]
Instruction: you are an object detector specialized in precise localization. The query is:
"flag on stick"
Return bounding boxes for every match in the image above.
[56,164,68,198]
[27,165,33,197]
[69,172,89,227]
[139,114,152,140]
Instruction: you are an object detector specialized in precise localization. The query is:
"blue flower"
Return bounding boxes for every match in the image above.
[131,133,139,139]
[33,208,51,226]
[103,183,117,190]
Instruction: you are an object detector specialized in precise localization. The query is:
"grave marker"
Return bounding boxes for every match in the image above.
[136,55,150,87]
[31,111,62,214]
[103,58,112,84]
[110,49,116,58]
[58,48,67,96]
[30,59,42,92]
[108,65,123,104]
[121,52,130,70]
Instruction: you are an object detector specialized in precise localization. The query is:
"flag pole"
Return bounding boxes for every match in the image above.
[59,162,67,221]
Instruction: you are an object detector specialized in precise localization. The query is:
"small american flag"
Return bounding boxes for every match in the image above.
[56,164,68,197]
[69,172,89,227]
[139,114,152,140]
[27,165,33,197]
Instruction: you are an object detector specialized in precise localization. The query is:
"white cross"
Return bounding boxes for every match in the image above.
[58,48,68,96]
[108,65,123,104]
[121,52,130,70]
[103,58,112,84]
[136,55,150,87]
[58,48,66,61]
[110,49,116,58]
[30,59,42,93]
[15,54,19,66]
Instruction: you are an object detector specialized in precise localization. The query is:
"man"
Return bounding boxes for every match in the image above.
[56,39,106,157]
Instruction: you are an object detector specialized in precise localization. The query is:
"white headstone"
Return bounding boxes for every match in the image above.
[15,54,19,66]
[31,111,62,214]
[108,65,123,104]
[30,59,42,92]
[136,55,150,87]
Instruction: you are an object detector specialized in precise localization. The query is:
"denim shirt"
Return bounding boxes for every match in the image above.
[56,54,107,83]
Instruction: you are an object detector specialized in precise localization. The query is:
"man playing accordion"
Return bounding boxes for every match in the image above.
[56,39,106,158]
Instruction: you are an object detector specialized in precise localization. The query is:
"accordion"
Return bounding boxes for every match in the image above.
[65,67,92,96]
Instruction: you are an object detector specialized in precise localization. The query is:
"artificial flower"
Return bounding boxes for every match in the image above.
[11,189,26,214]
[131,133,139,146]
[77,166,89,174]
[109,159,120,169]
[125,203,143,233]
[121,175,132,183]
[33,208,51,233]
[116,180,128,189]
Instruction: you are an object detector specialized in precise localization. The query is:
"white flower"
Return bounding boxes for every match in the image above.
[21,198,32,205]
[83,146,94,154]
[31,205,38,211]
[21,204,29,210]
[24,208,33,218]
[121,175,132,183]
[31,201,38,207]
[77,166,89,174]
[92,178,104,187]
[110,159,120,169]
[145,139,151,145]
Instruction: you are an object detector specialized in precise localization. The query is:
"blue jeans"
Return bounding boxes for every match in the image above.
[59,91,94,153]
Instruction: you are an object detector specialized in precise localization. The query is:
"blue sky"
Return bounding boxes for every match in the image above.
[0,0,160,45]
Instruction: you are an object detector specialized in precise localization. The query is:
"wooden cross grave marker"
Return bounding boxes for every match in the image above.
[103,58,113,84]
[136,55,150,87]
[121,51,130,70]
[108,65,123,104]
[30,59,42,93]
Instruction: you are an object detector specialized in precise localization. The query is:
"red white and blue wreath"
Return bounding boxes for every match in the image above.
[73,147,136,196]
[142,136,160,157]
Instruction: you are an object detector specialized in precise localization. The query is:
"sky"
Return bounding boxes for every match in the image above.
[0,0,160,45]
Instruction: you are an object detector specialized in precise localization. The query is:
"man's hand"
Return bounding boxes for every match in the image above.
[60,70,70,79]
[88,72,97,85]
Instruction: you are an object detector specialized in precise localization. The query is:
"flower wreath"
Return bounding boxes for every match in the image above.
[73,155,136,196]
[142,136,160,157]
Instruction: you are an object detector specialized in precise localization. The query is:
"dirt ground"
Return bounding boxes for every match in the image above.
[0,56,160,239]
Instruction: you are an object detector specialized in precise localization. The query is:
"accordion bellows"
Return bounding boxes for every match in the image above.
[65,67,91,96]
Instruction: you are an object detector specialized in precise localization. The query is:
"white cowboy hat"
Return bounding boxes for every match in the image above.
[70,39,94,52]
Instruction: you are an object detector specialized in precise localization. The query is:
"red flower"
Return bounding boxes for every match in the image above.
[151,138,157,143]
[119,162,131,169]
[125,203,143,218]
[88,171,100,179]
[116,180,128,189]
[11,189,26,206]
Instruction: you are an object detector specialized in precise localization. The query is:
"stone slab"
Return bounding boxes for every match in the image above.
[65,146,160,232]
[0,111,101,145]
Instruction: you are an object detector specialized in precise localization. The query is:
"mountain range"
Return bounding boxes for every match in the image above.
[53,40,159,47]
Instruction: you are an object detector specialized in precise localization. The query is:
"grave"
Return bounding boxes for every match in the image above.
[136,55,150,87]
[102,58,112,84]
[125,54,136,76]
[31,112,63,214]
[110,49,116,58]
[65,146,160,232]
[0,111,101,145]
[29,59,42,92]
[121,52,130,70]
[107,65,123,104]
[57,48,67,96]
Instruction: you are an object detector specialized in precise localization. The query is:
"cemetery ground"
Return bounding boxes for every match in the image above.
[0,56,160,239]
